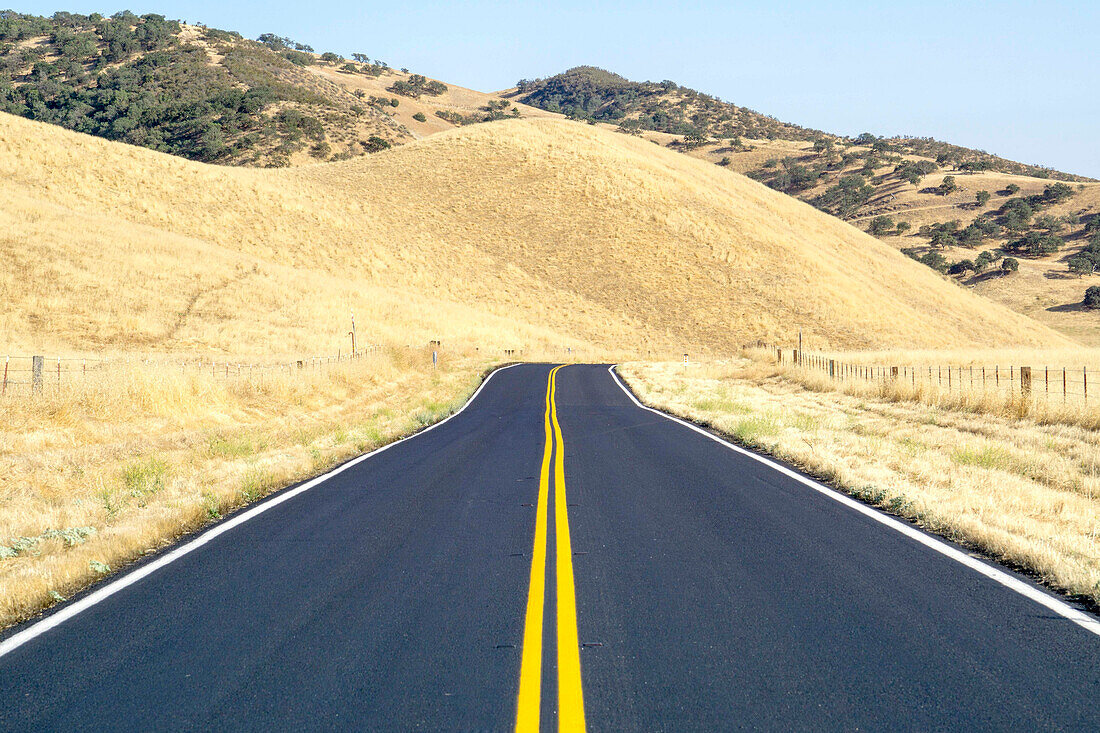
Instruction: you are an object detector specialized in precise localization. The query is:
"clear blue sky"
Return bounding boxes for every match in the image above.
[18,0,1100,177]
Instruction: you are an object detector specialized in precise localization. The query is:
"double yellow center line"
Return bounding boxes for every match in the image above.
[516,366,586,732]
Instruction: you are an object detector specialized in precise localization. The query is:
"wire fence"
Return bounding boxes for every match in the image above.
[762,345,1095,408]
[0,344,406,398]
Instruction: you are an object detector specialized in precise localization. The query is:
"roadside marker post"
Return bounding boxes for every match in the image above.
[31,355,43,395]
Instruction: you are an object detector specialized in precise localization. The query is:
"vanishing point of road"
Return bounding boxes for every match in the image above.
[2,363,1099,731]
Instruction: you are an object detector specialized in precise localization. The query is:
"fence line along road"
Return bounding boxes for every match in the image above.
[0,344,401,398]
[756,344,1094,408]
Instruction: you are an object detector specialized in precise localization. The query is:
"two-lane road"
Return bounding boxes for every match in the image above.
[2,363,1099,730]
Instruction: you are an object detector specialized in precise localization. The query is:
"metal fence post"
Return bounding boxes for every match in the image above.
[32,355,43,394]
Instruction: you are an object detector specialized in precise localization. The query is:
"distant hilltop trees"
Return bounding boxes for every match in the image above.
[0,10,432,165]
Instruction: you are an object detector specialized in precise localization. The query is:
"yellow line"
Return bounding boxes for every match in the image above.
[515,366,560,732]
[551,368,586,732]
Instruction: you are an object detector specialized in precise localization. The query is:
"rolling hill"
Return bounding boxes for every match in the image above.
[0,110,1068,357]
[0,10,553,166]
[5,11,1098,345]
[511,68,1100,343]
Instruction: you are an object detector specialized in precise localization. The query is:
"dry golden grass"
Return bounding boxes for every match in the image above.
[0,348,490,628]
[783,346,1100,427]
[0,108,1079,628]
[621,360,1100,607]
[313,67,561,139]
[0,111,1070,355]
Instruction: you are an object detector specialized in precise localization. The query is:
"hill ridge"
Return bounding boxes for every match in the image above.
[0,110,1069,355]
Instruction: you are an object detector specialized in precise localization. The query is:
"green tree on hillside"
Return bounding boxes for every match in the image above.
[1001,257,1020,275]
[1004,183,1021,195]
[1085,286,1100,308]
[975,190,991,207]
[1068,256,1094,277]
[920,251,948,272]
[868,215,894,236]
[938,175,958,195]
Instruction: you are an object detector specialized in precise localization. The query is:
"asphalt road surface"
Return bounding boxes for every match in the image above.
[2,363,1099,731]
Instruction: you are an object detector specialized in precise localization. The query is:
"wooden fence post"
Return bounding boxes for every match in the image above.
[1021,366,1032,397]
[32,355,43,394]
[829,359,835,378]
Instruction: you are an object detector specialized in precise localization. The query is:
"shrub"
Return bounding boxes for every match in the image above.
[938,175,958,195]
[1007,231,1063,257]
[389,74,448,98]
[975,190,991,207]
[931,230,957,249]
[412,111,426,122]
[895,221,912,235]
[1043,182,1074,204]
[1004,183,1020,195]
[920,251,948,272]
[948,260,974,275]
[1068,257,1094,277]
[282,49,312,66]
[1085,286,1100,308]
[320,51,342,63]
[894,159,937,185]
[1001,257,1019,274]
[362,136,390,152]
[868,215,894,236]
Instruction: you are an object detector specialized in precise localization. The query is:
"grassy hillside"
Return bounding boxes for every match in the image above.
[0,10,552,166]
[513,66,1091,183]
[510,68,1100,342]
[0,111,1068,356]
[5,12,1098,340]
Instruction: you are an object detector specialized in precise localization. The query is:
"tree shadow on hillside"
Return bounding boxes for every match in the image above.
[1047,302,1090,313]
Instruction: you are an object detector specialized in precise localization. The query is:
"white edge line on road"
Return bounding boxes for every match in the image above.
[0,363,521,660]
[608,365,1100,639]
